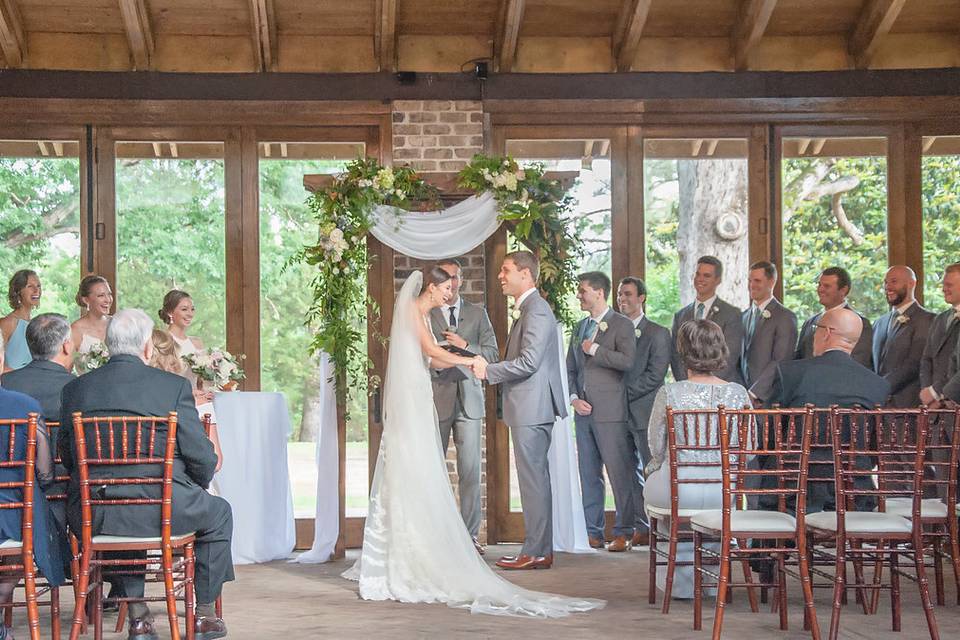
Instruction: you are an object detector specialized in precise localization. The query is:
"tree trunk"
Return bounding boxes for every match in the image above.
[298,362,323,442]
[676,159,750,309]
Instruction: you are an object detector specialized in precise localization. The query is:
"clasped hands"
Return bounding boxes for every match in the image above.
[471,356,489,380]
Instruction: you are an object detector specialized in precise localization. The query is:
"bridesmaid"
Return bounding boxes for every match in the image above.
[70,275,113,369]
[0,270,42,372]
[159,289,212,406]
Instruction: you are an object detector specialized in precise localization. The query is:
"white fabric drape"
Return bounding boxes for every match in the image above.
[369,192,501,259]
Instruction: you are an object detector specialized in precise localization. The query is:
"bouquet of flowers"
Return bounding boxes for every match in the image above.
[181,348,246,390]
[74,341,111,373]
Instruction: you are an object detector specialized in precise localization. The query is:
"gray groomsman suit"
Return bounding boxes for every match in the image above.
[872,302,934,407]
[796,302,873,369]
[566,308,637,540]
[671,296,744,384]
[943,334,960,403]
[430,298,499,538]
[623,314,670,533]
[485,289,566,558]
[739,298,798,404]
[920,306,960,401]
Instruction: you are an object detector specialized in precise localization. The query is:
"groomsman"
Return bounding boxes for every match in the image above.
[920,263,960,407]
[795,266,873,368]
[567,272,637,552]
[429,259,499,553]
[616,276,670,547]
[739,261,798,404]
[872,266,934,407]
[671,255,744,384]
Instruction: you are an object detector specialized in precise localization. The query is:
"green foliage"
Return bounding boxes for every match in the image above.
[922,155,960,303]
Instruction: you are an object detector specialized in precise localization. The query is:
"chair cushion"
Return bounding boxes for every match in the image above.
[806,511,911,534]
[646,504,708,519]
[691,510,797,534]
[0,539,22,550]
[92,533,196,545]
[884,498,948,519]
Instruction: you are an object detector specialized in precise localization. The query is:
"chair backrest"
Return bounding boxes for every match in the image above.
[201,413,213,438]
[924,407,960,509]
[70,411,178,546]
[829,407,927,529]
[664,405,737,517]
[44,420,68,502]
[720,405,814,520]
[0,413,38,565]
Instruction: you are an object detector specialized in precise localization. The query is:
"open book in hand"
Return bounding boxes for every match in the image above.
[439,343,478,358]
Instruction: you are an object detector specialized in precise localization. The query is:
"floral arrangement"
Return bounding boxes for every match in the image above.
[74,340,111,372]
[181,348,246,389]
[296,154,582,410]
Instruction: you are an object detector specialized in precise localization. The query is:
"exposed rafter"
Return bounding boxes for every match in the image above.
[249,0,277,72]
[612,0,652,72]
[151,142,162,157]
[375,0,397,72]
[169,142,178,158]
[849,0,906,69]
[37,141,49,157]
[495,0,525,73]
[118,0,155,70]
[731,0,778,71]
[0,0,26,68]
[705,139,719,156]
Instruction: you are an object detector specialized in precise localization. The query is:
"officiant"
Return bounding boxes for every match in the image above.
[429,258,500,554]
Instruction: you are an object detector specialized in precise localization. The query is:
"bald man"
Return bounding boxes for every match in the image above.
[872,266,934,407]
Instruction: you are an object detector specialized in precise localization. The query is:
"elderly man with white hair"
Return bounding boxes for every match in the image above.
[58,309,232,640]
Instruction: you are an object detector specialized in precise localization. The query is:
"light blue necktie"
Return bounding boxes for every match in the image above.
[745,305,759,345]
[582,318,597,341]
[695,302,705,320]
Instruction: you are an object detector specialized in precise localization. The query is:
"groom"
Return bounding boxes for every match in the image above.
[475,250,567,570]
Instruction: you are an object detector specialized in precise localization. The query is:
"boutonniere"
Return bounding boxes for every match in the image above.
[954,310,960,321]
[634,328,643,338]
[710,306,719,316]
[511,308,521,321]
[597,321,608,333]
[761,309,772,320]
[896,313,910,325]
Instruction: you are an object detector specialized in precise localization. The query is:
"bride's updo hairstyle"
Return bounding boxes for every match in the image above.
[159,289,191,325]
[75,275,109,308]
[419,266,453,296]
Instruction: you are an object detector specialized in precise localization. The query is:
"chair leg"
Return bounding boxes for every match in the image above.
[161,544,181,640]
[850,540,869,614]
[661,521,679,614]
[869,540,886,615]
[828,545,846,640]
[912,540,940,640]
[51,585,61,640]
[185,543,197,640]
[890,547,901,632]
[91,568,103,640]
[932,534,945,607]
[115,602,126,633]
[69,549,93,640]
[648,516,658,605]
[711,535,732,640]
[949,512,960,606]
[736,537,759,613]
[693,531,703,631]
[23,561,40,640]
[69,536,80,603]
[215,595,222,619]
[778,552,788,630]
[797,539,821,640]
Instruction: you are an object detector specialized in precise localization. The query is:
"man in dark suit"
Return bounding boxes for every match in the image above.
[567,271,637,552]
[616,276,670,546]
[739,261,798,405]
[773,307,890,513]
[58,310,231,640]
[671,255,744,384]
[1,313,76,421]
[920,263,960,407]
[872,266,934,407]
[795,266,873,369]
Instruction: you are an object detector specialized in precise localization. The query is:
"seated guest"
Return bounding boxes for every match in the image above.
[59,310,232,640]
[645,319,752,598]
[0,333,65,640]
[0,270,43,372]
[1,313,76,421]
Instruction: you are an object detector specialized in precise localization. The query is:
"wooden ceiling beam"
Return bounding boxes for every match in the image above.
[731,0,778,71]
[118,0,155,70]
[249,0,277,72]
[375,0,398,72]
[0,0,26,68]
[612,0,652,72]
[849,0,906,69]
[37,141,49,157]
[495,0,525,73]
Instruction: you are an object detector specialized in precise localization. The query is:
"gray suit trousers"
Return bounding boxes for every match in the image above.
[626,419,651,532]
[438,401,482,538]
[511,423,553,557]
[575,414,635,539]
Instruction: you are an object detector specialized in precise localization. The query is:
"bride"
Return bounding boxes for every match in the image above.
[343,267,604,617]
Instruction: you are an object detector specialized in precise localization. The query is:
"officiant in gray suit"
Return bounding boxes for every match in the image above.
[476,251,567,570]
[429,258,499,552]
[739,261,798,404]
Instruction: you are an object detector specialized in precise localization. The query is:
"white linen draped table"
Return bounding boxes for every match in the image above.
[211,391,296,564]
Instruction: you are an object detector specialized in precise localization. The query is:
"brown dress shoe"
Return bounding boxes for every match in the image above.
[495,554,553,570]
[195,615,228,640]
[588,535,605,549]
[631,530,649,547]
[472,536,486,555]
[128,616,159,640]
[607,535,630,552]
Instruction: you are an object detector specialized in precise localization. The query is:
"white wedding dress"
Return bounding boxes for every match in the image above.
[343,272,604,617]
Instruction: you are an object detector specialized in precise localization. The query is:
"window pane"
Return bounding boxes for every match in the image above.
[781,137,888,321]
[257,142,367,518]
[643,138,750,328]
[0,140,80,317]
[921,136,960,302]
[115,141,226,346]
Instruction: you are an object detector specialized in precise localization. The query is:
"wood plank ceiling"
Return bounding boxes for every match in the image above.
[2,0,959,73]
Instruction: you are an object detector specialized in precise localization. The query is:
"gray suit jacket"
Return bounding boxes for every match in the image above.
[671,297,744,384]
[919,308,960,397]
[565,308,636,423]
[944,335,960,403]
[485,291,567,426]
[796,303,874,369]
[624,316,671,433]
[740,298,798,403]
[872,303,935,407]
[429,300,499,422]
